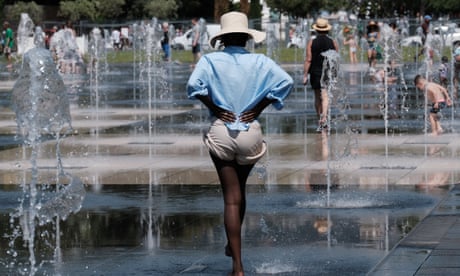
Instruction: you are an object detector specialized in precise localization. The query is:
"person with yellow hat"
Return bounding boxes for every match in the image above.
[303,18,339,132]
[187,11,293,276]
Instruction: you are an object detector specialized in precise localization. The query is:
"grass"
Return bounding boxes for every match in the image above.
[105,49,194,64]
[103,45,455,65]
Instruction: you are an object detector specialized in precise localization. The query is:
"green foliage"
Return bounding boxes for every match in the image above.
[266,0,324,17]
[124,0,178,20]
[6,1,44,24]
[426,0,460,15]
[59,0,126,22]
[145,0,178,19]
[264,0,460,19]
[0,0,5,23]
[176,0,214,20]
[95,0,126,21]
[1,0,458,24]
[249,0,262,19]
[58,0,96,21]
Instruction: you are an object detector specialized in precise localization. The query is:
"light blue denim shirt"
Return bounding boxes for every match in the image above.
[187,46,294,130]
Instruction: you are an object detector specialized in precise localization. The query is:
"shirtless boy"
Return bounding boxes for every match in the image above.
[414,75,452,135]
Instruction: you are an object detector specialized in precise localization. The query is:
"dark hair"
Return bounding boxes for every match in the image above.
[316,30,329,35]
[220,33,250,47]
[414,74,422,85]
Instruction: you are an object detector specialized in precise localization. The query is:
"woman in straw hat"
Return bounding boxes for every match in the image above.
[303,18,338,132]
[187,11,293,275]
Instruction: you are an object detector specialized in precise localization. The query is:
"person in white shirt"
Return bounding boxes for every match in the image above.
[111,28,121,50]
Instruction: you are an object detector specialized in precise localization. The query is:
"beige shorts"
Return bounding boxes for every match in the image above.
[203,118,267,165]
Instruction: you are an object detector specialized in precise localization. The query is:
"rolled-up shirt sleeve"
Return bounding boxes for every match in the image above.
[187,59,210,99]
[264,62,294,110]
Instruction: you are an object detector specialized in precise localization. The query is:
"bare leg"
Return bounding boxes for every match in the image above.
[429,113,440,135]
[367,49,373,67]
[314,89,322,119]
[211,153,254,276]
[320,89,329,126]
[192,52,201,67]
[371,50,377,68]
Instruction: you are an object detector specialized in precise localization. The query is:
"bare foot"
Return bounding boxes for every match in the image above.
[232,262,244,276]
[228,269,244,276]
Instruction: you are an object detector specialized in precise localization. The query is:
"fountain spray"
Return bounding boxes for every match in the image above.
[8,47,85,275]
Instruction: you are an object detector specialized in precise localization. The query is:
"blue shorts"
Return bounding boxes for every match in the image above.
[368,42,376,50]
[430,102,446,113]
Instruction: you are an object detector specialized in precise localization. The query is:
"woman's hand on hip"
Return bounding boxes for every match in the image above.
[239,109,259,123]
[214,108,236,123]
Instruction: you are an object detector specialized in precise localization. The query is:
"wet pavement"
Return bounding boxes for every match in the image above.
[368,183,460,276]
[0,61,460,275]
[0,128,459,275]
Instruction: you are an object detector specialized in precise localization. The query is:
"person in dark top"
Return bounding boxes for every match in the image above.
[303,18,338,132]
[161,22,171,61]
[366,21,380,71]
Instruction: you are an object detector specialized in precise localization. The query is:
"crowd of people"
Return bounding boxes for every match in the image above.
[2,15,458,134]
[1,11,459,275]
[337,15,458,135]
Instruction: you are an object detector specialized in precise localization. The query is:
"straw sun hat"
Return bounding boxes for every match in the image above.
[209,11,266,48]
[312,18,331,32]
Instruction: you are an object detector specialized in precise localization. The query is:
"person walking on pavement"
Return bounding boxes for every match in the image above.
[303,18,339,132]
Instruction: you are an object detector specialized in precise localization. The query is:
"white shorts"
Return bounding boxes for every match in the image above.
[203,118,267,165]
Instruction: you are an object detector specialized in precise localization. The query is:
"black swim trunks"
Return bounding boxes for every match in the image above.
[430,101,446,113]
[192,44,201,54]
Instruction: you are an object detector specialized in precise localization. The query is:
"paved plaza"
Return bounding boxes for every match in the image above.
[0,60,460,274]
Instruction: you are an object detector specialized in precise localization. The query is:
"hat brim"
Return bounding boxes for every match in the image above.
[209,29,266,48]
[312,24,331,31]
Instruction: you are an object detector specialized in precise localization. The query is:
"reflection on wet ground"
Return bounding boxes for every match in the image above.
[0,61,459,274]
[0,184,449,275]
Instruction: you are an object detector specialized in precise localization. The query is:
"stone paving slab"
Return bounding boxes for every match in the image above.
[368,184,460,275]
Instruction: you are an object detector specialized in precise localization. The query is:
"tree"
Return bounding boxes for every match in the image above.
[5,1,44,24]
[214,0,230,22]
[174,0,214,21]
[144,0,178,19]
[426,0,460,16]
[266,0,322,18]
[59,0,126,22]
[58,0,96,21]
[264,0,460,19]
[239,0,249,15]
[95,0,126,21]
[248,0,262,19]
